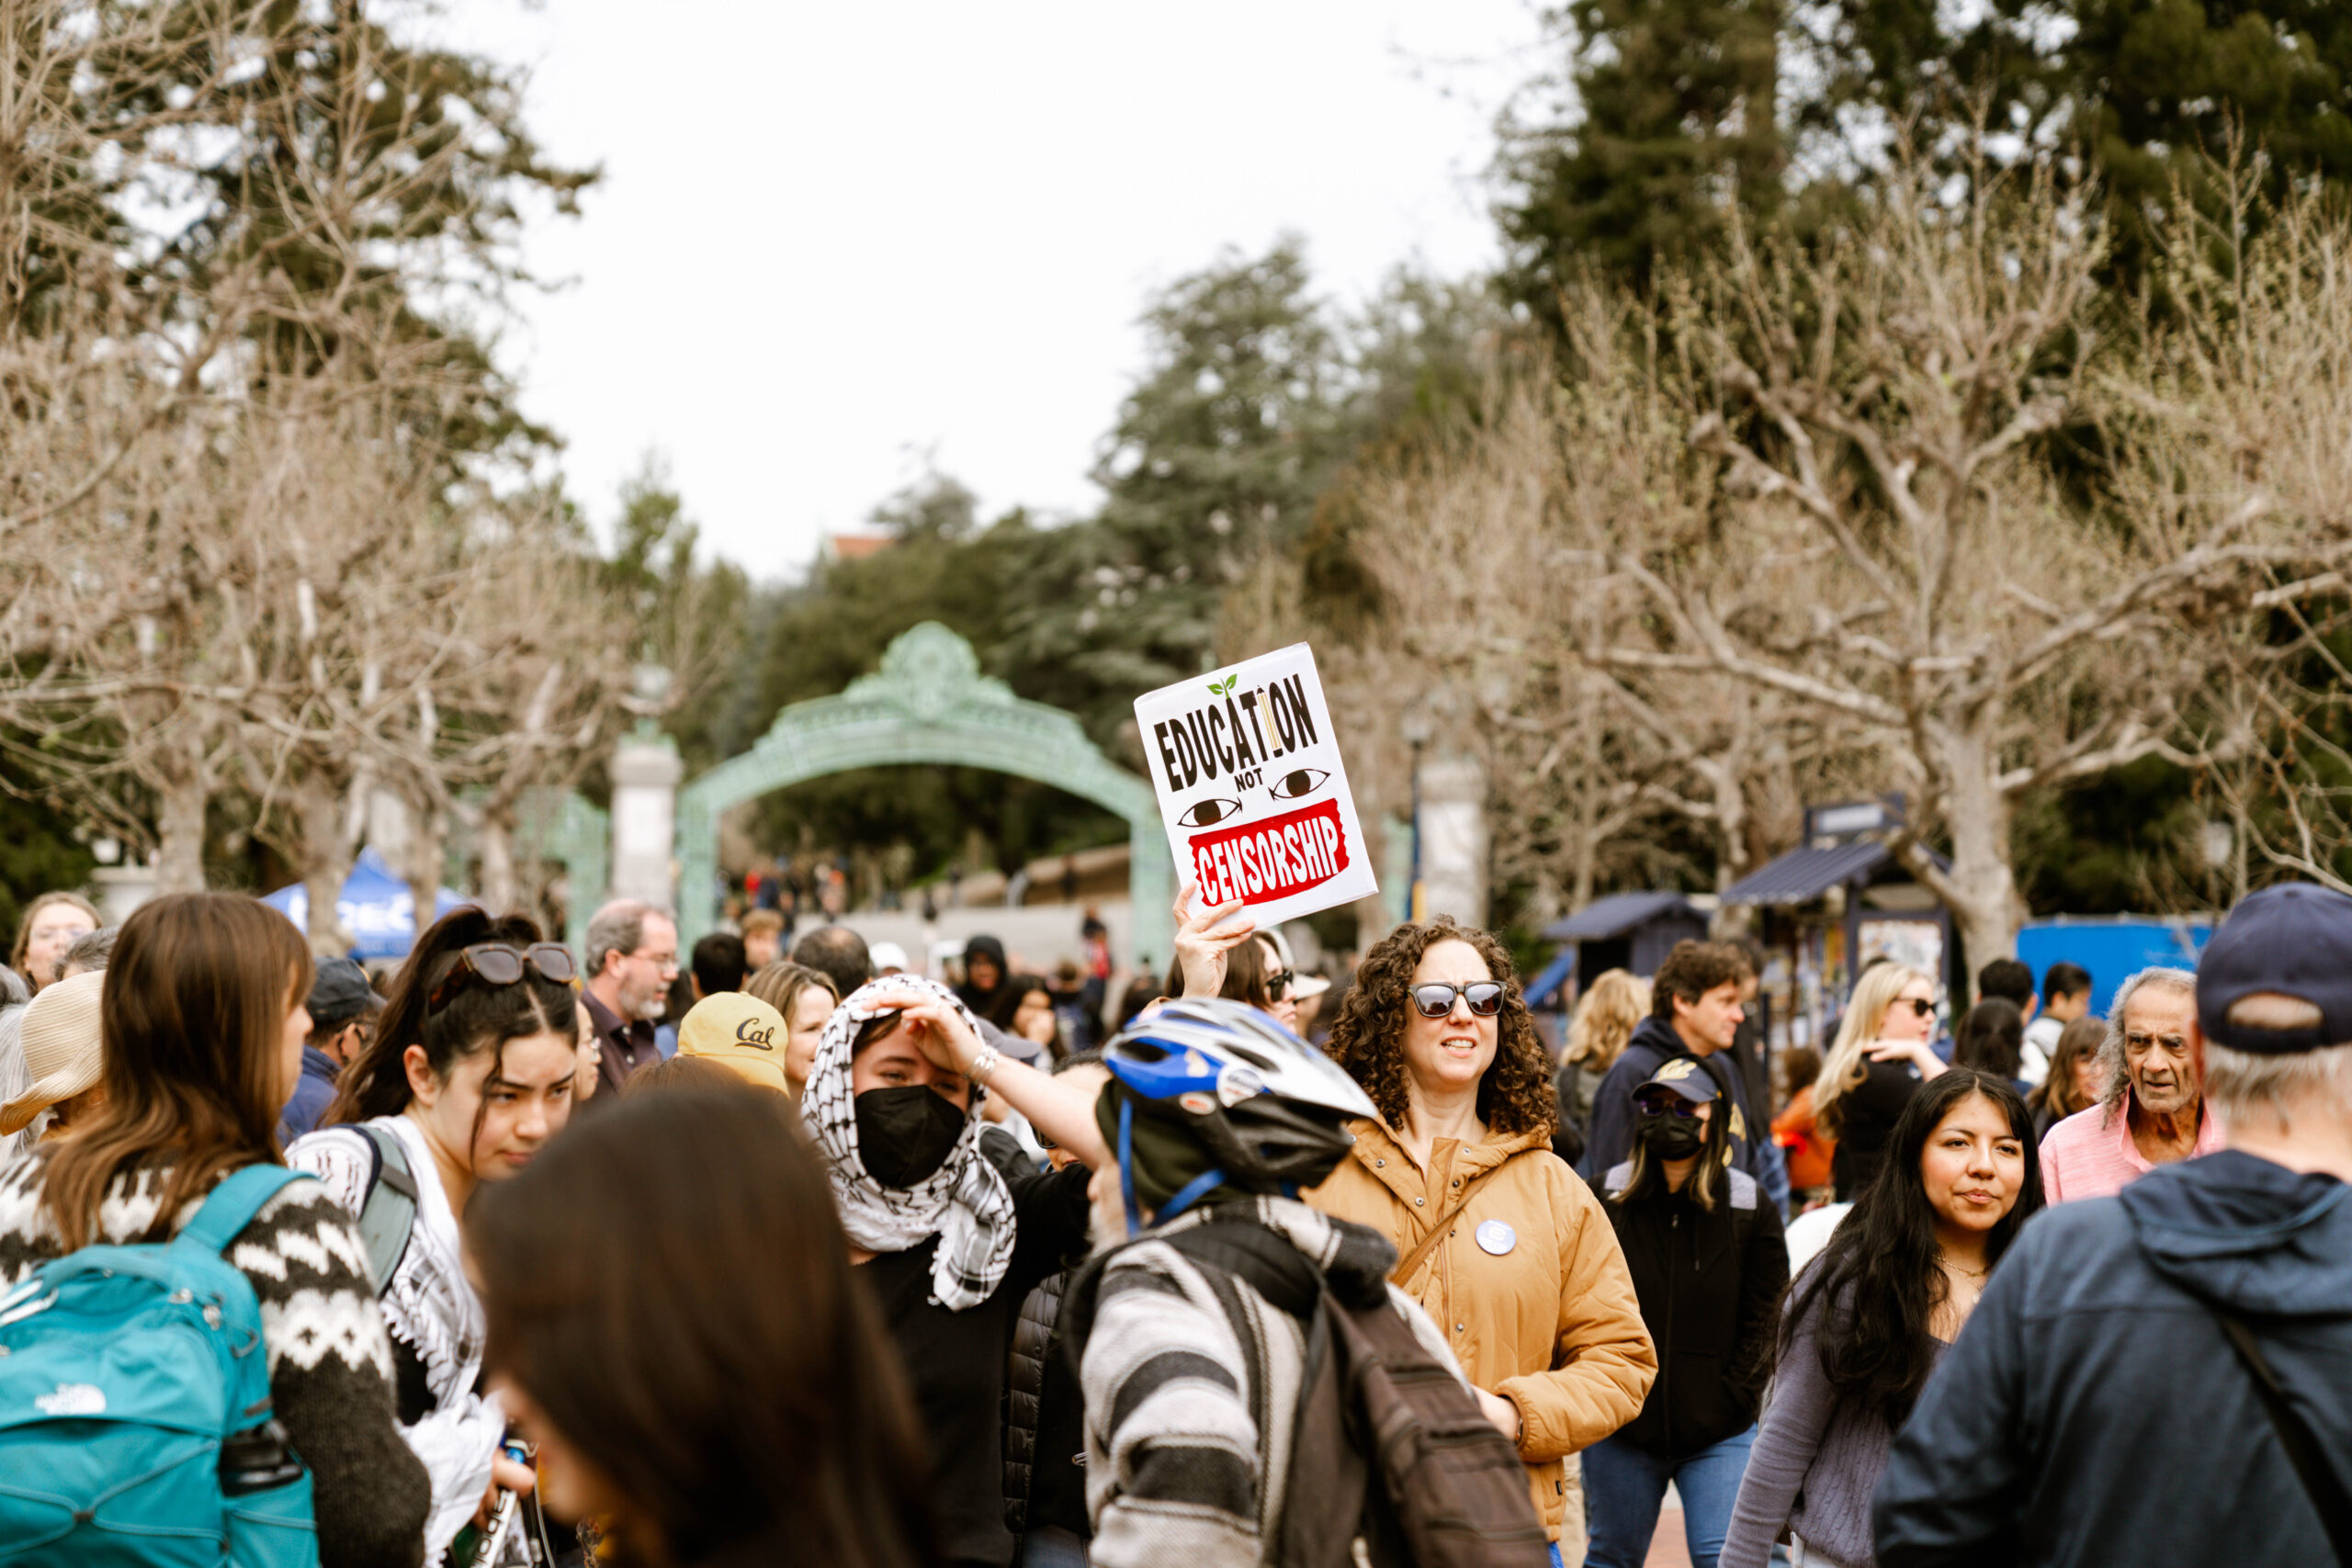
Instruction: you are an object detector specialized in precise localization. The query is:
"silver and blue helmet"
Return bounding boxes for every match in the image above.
[1099,998,1375,1230]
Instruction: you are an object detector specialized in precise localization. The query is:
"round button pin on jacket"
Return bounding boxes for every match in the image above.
[1475,1219,1517,1256]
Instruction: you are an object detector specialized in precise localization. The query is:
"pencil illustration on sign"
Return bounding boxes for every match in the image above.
[1132,644,1379,926]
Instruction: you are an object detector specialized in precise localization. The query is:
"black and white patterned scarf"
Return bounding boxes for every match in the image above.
[802,975,1016,1312]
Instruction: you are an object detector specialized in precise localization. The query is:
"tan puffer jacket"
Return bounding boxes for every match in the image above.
[1306,1119,1657,1541]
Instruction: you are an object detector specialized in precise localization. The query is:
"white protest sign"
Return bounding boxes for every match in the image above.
[1132,644,1378,928]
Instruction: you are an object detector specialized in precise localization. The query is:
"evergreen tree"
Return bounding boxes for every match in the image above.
[1002,241,1350,743]
[1498,0,1783,313]
[2069,0,2352,252]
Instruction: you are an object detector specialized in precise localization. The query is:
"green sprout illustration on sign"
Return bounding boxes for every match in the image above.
[1205,673,1238,697]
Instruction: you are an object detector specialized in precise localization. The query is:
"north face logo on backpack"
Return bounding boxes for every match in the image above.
[33,1382,106,1416]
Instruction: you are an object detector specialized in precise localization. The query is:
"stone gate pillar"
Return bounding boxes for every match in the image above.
[1418,758,1488,928]
[612,726,683,912]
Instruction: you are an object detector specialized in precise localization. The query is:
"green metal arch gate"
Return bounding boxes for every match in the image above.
[675,623,1173,971]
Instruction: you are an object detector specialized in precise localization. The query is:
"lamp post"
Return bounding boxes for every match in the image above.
[1401,709,1433,924]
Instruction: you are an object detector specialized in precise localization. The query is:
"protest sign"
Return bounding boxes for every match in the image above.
[1133,644,1378,928]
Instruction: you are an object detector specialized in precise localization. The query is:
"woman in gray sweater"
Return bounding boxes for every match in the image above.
[1721,1069,2041,1568]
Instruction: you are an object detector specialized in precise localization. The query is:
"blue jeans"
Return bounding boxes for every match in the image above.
[1580,1427,1756,1568]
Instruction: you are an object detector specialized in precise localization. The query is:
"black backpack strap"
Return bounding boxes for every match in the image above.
[2210,1302,2352,1563]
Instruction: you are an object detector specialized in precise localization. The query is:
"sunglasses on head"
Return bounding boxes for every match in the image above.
[1408,982,1506,1020]
[428,942,577,1014]
[1634,1091,1704,1119]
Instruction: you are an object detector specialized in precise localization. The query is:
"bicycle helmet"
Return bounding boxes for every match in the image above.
[1099,998,1376,1232]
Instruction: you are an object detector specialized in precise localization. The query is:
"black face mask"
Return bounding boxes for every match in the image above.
[1636,1111,1705,1161]
[855,1086,967,1189]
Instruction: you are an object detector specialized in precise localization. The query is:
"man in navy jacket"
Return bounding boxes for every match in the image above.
[1874,884,2352,1566]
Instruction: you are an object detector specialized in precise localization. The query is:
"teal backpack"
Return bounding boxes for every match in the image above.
[0,1163,322,1567]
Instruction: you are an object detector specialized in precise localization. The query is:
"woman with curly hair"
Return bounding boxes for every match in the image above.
[1306,917,1657,1566]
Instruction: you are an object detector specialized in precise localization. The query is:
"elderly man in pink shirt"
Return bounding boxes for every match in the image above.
[2038,965,2224,1201]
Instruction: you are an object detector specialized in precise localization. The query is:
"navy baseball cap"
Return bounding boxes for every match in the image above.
[1636,1057,1722,1104]
[308,956,379,1030]
[2196,883,2352,1055]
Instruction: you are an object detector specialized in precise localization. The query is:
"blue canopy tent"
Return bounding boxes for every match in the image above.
[2017,917,2213,1020]
[1524,947,1578,1011]
[263,847,469,961]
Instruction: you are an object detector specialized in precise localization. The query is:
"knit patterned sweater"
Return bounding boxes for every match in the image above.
[0,1152,431,1568]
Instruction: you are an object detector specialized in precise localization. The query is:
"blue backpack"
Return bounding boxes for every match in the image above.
[0,1164,322,1567]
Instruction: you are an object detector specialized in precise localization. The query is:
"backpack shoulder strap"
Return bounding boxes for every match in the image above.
[355,1122,418,1295]
[1392,1159,1515,1289]
[2209,1302,2352,1562]
[179,1164,307,1257]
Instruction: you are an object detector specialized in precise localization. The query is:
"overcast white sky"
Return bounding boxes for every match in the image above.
[443,2,1550,580]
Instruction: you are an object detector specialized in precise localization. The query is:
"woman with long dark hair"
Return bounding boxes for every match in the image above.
[0,893,428,1567]
[1719,1068,2042,1568]
[288,906,582,1561]
[473,1085,937,1568]
[1585,1062,1788,1568]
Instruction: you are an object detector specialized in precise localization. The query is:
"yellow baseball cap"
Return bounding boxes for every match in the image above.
[674,992,792,1095]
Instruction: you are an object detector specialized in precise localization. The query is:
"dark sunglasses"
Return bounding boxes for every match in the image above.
[1408,981,1506,1020]
[1896,997,1936,1019]
[1267,968,1296,1000]
[428,942,577,1014]
[1634,1092,1704,1119]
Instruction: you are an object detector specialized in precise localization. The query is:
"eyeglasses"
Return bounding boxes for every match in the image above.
[1896,997,1936,1019]
[1267,969,1296,1000]
[1408,982,1506,1020]
[1634,1092,1704,1119]
[429,943,577,1013]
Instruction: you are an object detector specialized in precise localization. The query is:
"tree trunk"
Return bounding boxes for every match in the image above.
[153,779,209,895]
[398,799,446,940]
[1926,725,2024,980]
[295,775,355,956]
[1701,756,1750,893]
[478,807,519,916]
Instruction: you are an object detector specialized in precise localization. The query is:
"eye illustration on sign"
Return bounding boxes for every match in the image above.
[1133,645,1378,927]
[1266,767,1329,801]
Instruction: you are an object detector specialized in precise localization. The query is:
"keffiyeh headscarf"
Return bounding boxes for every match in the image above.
[802,975,1017,1311]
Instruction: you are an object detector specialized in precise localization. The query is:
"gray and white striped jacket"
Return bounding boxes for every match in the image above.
[1073,1194,1464,1568]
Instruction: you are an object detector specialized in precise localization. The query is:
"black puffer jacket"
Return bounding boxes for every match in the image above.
[1003,1266,1090,1542]
[1593,1159,1788,1460]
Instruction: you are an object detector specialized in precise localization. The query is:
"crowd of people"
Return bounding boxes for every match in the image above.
[1,869,2348,1568]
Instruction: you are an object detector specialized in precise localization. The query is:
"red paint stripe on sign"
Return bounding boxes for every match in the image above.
[1187,799,1350,908]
